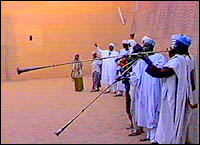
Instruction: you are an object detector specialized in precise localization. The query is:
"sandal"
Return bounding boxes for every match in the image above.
[128,132,141,136]
[104,91,110,94]
[140,138,150,142]
[126,127,133,130]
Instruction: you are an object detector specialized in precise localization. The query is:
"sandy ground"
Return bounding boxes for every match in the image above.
[1,76,149,144]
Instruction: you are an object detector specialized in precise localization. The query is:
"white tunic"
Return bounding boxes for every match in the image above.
[115,48,131,91]
[130,61,140,123]
[128,39,137,53]
[119,48,130,56]
[155,54,198,144]
[91,59,102,73]
[130,53,167,129]
[97,47,119,85]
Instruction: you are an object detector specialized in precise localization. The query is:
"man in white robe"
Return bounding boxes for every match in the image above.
[129,36,167,143]
[114,40,130,97]
[94,43,119,93]
[129,43,145,136]
[140,34,198,144]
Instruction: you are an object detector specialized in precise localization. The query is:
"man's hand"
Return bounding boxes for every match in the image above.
[116,76,123,81]
[137,53,153,66]
[94,43,98,47]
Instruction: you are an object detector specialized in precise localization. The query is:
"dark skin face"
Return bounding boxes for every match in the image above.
[109,46,114,51]
[168,47,175,58]
[75,54,79,60]
[92,53,97,59]
[122,43,129,50]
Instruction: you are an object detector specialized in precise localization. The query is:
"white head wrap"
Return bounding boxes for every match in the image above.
[122,40,129,44]
[141,36,155,46]
[108,43,116,48]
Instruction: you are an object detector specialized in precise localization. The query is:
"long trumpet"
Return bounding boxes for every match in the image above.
[54,58,139,137]
[16,56,117,75]
[17,50,169,75]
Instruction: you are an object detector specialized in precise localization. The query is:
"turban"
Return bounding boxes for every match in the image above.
[141,36,156,46]
[122,40,129,44]
[108,43,116,48]
[171,34,192,47]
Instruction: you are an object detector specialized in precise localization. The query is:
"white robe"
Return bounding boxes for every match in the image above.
[130,53,167,129]
[119,48,131,56]
[97,47,119,85]
[130,62,140,126]
[128,39,137,53]
[116,49,130,92]
[155,54,198,144]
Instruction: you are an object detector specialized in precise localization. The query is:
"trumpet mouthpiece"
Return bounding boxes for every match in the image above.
[17,67,21,75]
[54,132,59,136]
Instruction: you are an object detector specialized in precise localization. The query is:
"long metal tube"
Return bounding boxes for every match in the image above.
[54,59,139,136]
[16,50,169,75]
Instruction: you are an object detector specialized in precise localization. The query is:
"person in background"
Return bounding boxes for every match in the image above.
[95,43,119,94]
[71,54,84,91]
[91,51,102,92]
[128,33,137,53]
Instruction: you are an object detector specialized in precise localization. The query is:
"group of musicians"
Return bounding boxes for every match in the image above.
[71,33,198,144]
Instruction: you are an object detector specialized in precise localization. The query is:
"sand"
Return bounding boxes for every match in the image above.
[1,76,149,144]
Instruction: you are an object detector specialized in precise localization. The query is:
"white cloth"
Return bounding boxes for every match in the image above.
[108,43,116,48]
[116,80,124,92]
[130,61,140,126]
[130,84,140,131]
[155,54,197,144]
[128,39,137,53]
[115,48,130,92]
[147,128,157,143]
[130,53,167,129]
[119,48,130,56]
[96,46,119,85]
[141,36,155,46]
[185,55,198,106]
[91,59,102,73]
[122,40,129,44]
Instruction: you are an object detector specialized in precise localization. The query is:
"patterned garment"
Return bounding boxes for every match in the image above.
[71,60,83,79]
[92,71,101,90]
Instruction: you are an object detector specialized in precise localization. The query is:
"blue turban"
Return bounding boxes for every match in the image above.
[171,34,192,47]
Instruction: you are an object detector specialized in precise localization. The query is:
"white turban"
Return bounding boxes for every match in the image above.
[141,36,155,46]
[122,40,129,44]
[108,43,116,48]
